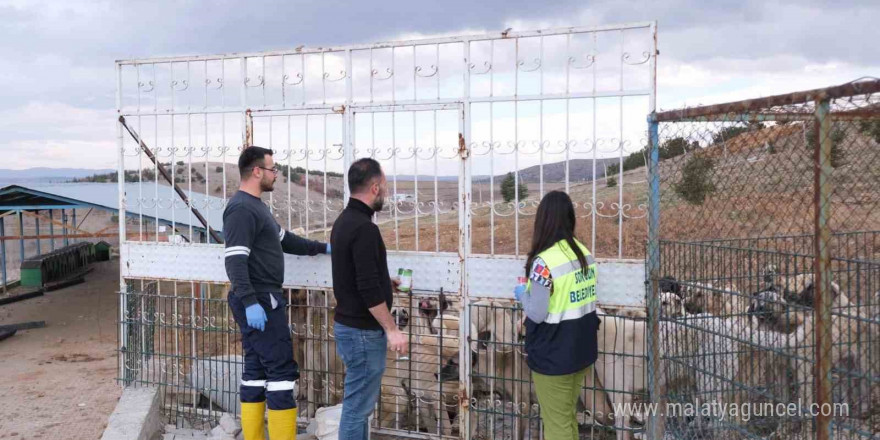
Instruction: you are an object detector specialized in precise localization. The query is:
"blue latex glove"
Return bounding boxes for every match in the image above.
[245,303,267,331]
[514,284,528,302]
[326,243,331,254]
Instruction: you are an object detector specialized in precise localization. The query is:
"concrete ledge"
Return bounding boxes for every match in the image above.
[101,386,162,440]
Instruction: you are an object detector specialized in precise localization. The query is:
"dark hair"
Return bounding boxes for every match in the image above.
[524,191,588,280]
[348,158,383,193]
[238,146,273,178]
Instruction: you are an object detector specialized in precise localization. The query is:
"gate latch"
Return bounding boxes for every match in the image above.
[457,133,469,159]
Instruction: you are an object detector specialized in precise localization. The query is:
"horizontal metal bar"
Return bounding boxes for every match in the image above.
[122,243,462,290]
[0,204,84,210]
[122,106,344,117]
[116,22,655,65]
[655,78,880,121]
[467,253,646,265]
[350,102,463,113]
[683,230,879,244]
[660,239,880,265]
[0,232,166,241]
[0,233,107,241]
[665,320,815,364]
[2,211,206,235]
[249,107,342,117]
[370,427,454,440]
[668,111,880,123]
[469,90,653,103]
[121,89,652,117]
[831,309,880,327]
[21,210,89,236]
[119,109,248,117]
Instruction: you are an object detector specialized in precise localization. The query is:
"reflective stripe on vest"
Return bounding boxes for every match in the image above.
[531,239,597,324]
[544,301,597,324]
[548,255,597,279]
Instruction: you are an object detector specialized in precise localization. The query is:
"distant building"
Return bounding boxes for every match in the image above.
[390,193,413,202]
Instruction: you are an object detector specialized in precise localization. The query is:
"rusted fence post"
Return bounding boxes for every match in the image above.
[813,96,833,440]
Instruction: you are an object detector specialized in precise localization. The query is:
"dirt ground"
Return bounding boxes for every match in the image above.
[0,260,121,439]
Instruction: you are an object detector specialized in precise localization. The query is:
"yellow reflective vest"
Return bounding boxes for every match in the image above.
[525,239,600,375]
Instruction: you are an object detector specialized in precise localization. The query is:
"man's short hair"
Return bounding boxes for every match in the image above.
[348,158,383,193]
[238,146,274,178]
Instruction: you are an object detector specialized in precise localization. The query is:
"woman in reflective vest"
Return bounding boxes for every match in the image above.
[514,190,599,440]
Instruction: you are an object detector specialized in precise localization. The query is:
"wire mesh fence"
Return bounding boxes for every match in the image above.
[119,279,239,429]
[295,289,466,437]
[467,301,648,440]
[120,283,469,436]
[118,279,650,439]
[648,79,880,440]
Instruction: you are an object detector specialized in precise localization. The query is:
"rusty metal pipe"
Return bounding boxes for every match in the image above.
[656,79,880,122]
[118,115,223,244]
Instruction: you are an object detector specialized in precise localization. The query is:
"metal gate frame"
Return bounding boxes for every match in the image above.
[349,101,472,438]
[116,21,658,439]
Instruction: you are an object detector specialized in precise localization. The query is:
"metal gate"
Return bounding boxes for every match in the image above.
[115,21,657,439]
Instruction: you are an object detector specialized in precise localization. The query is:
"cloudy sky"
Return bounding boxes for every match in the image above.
[0,0,877,170]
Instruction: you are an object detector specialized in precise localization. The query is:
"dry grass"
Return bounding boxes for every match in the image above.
[700,124,804,159]
[659,123,880,242]
[378,175,649,258]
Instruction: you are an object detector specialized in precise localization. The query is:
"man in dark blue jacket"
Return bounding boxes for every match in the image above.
[224,146,329,440]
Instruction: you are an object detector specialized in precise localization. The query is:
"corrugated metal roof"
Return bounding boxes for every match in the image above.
[0,182,226,232]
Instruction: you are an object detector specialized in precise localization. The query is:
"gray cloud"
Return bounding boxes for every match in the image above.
[1,0,877,168]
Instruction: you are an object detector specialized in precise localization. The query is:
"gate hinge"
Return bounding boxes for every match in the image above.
[332,105,346,114]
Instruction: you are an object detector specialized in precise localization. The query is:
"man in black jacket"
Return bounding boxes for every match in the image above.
[331,158,407,440]
[224,146,329,440]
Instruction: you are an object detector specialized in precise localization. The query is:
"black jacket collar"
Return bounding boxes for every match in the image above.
[347,198,375,217]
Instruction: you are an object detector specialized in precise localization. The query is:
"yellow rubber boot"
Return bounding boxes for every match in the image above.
[267,408,297,440]
[240,401,267,440]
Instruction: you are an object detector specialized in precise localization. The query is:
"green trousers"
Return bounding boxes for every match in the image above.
[533,367,588,440]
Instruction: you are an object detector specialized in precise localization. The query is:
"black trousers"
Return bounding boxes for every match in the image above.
[228,292,299,410]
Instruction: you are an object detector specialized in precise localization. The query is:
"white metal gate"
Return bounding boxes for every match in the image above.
[116,21,657,439]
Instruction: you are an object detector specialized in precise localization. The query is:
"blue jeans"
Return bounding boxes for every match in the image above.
[334,322,387,440]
